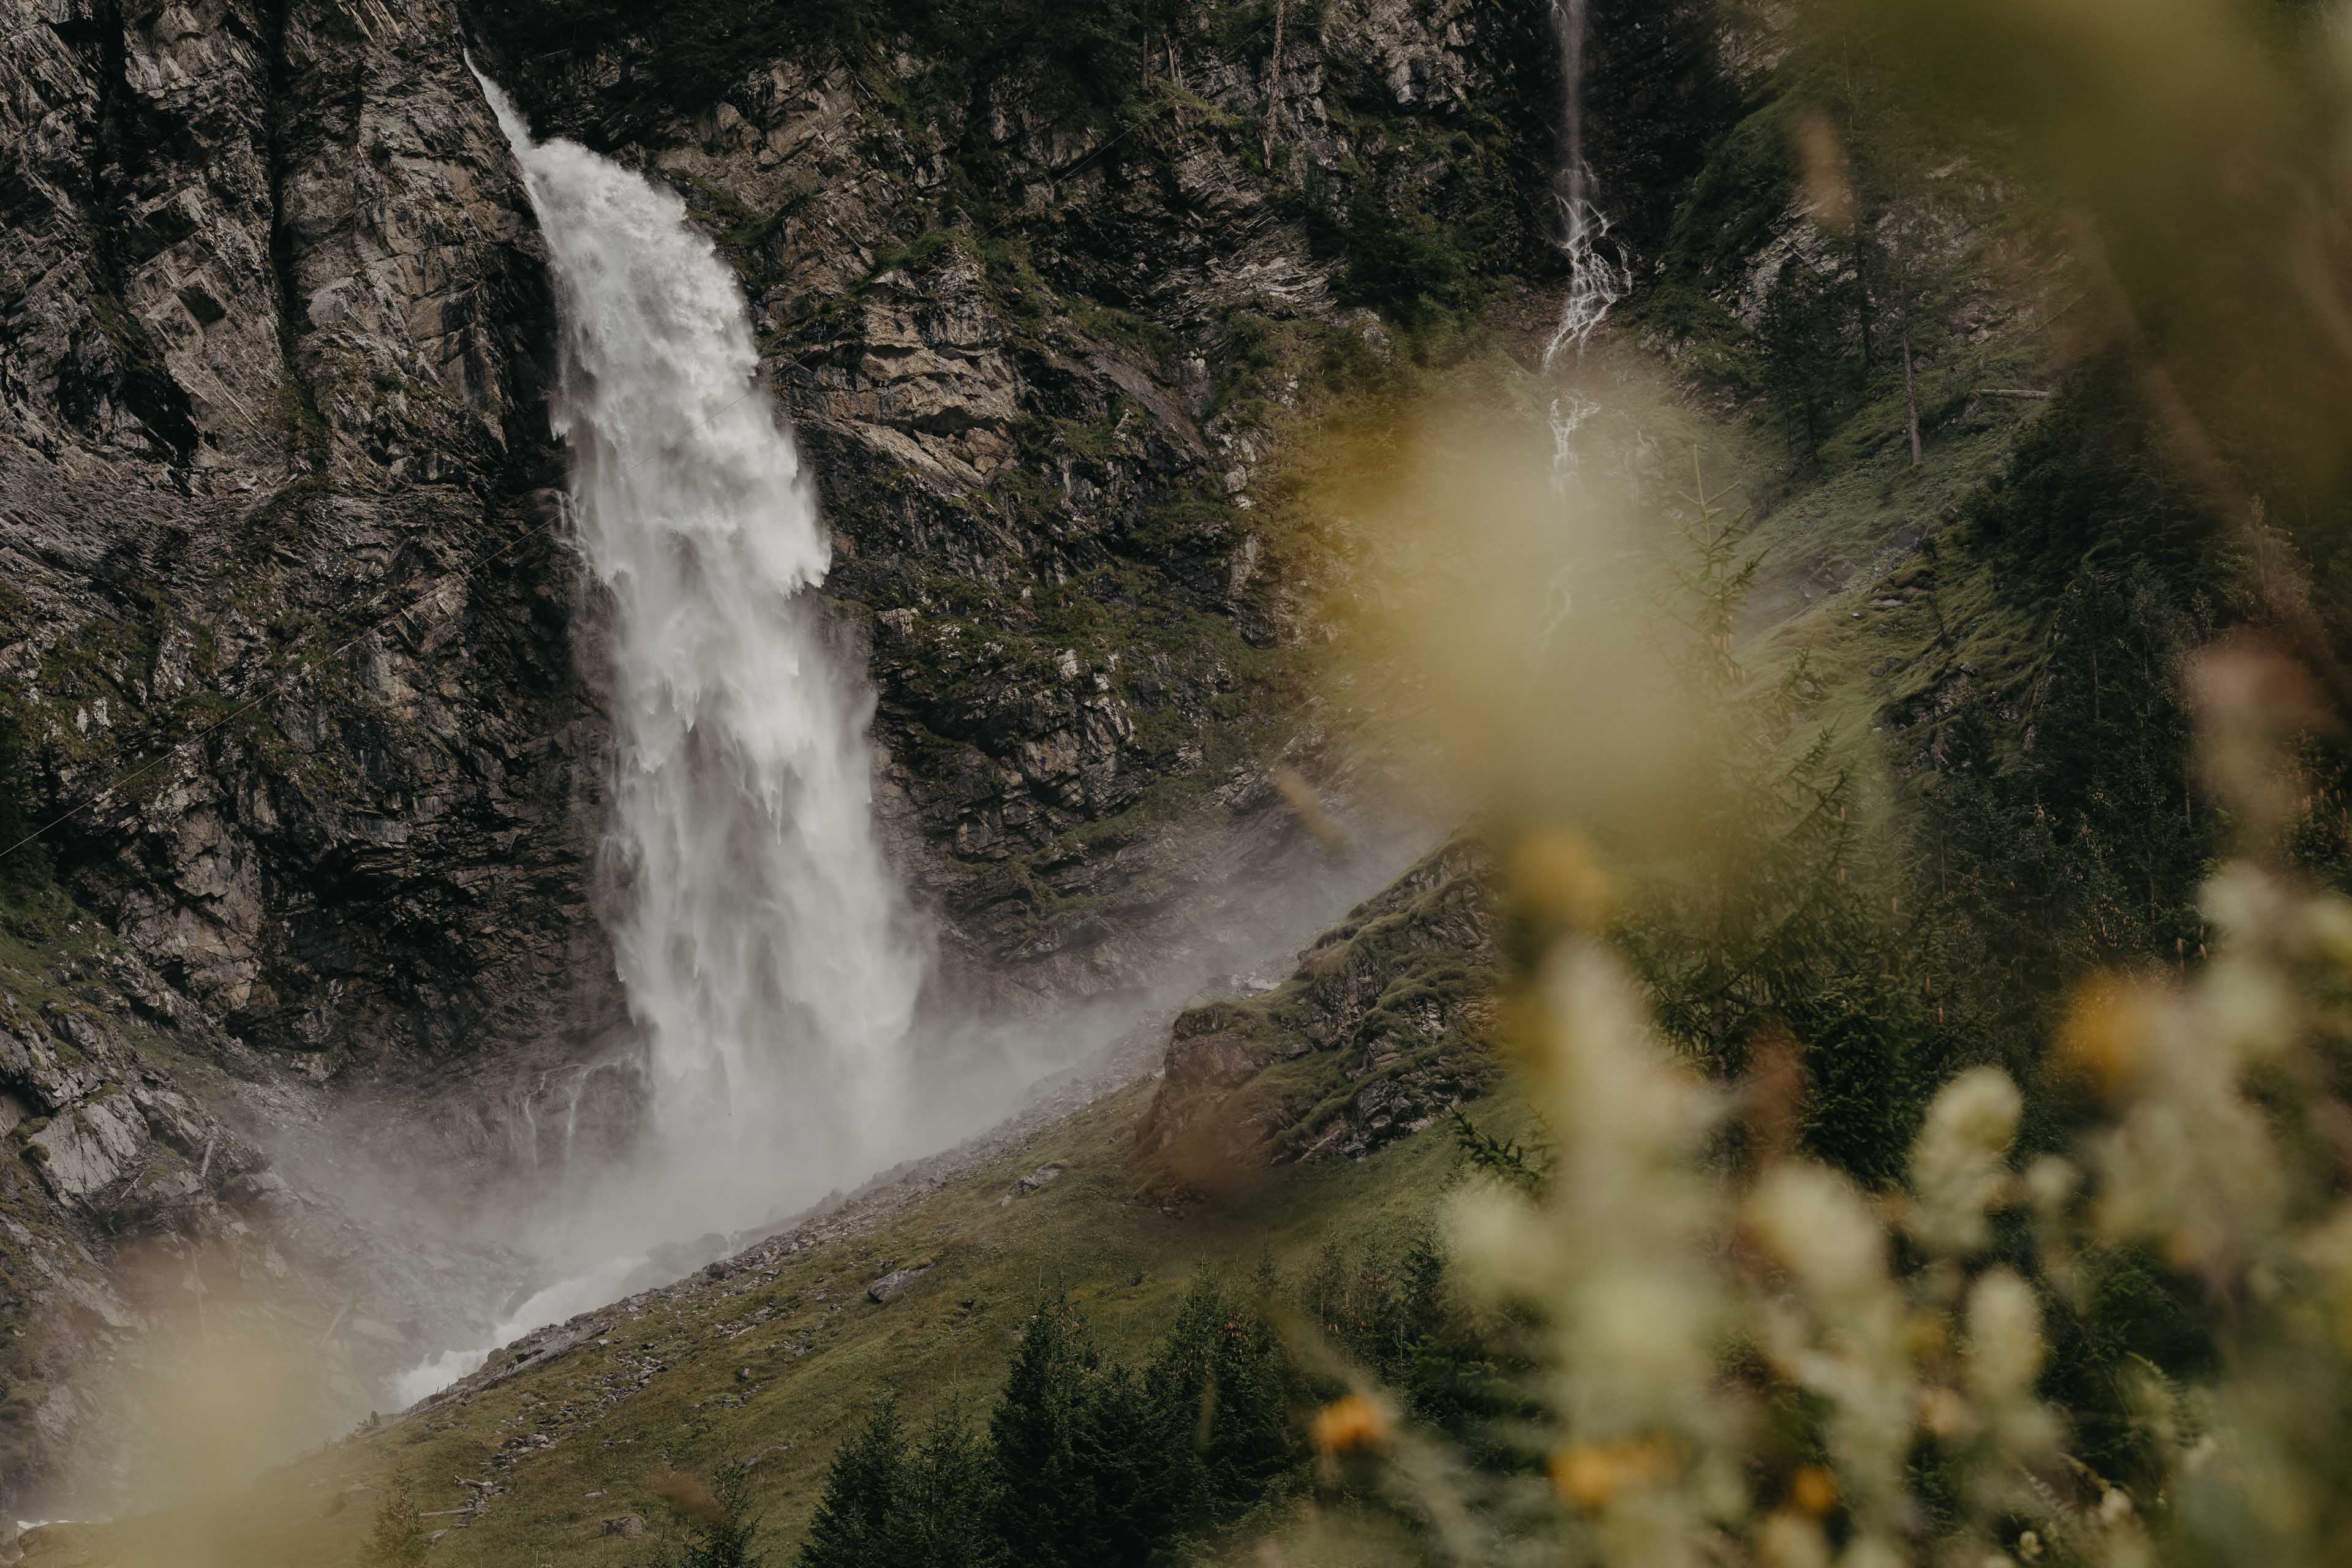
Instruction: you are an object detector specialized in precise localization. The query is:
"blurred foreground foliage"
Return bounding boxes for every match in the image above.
[1275,0,2352,1564]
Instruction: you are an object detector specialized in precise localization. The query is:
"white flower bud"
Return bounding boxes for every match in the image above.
[1748,1164,1887,1302]
[1966,1269,2045,1403]
[1910,1069,2022,1257]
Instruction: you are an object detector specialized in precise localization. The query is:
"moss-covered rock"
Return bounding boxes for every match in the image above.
[1136,837,1496,1183]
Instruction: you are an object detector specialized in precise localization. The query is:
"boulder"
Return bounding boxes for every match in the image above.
[1003,1166,1063,1203]
[867,1263,934,1305]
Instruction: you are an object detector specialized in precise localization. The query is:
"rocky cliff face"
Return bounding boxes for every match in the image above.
[0,0,608,1508]
[0,0,1577,1512]
[2,0,594,1057]
[1133,836,1496,1188]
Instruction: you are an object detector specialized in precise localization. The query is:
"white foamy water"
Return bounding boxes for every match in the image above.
[1532,0,1634,659]
[386,70,933,1403]
[389,1251,648,1408]
[1541,0,1631,386]
[479,72,925,1219]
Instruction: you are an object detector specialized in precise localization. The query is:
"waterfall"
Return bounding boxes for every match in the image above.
[386,68,935,1406]
[1541,0,1630,386]
[1534,0,1631,657]
[475,74,926,1234]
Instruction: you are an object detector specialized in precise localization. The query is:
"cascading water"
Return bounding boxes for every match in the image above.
[1534,0,1632,654]
[478,73,925,1219]
[1541,0,1630,393]
[396,70,930,1403]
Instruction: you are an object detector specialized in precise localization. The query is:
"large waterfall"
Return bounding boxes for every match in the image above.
[477,75,926,1221]
[389,67,1398,1411]
[382,80,937,1396]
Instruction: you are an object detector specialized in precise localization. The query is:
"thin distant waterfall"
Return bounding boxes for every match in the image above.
[1542,0,1629,385]
[1534,0,1631,657]
[477,72,925,1224]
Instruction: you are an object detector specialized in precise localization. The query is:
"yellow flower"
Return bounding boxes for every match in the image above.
[1789,1464,1839,1516]
[1509,829,1619,933]
[2056,974,2155,1096]
[1311,1394,1389,1455]
[1548,1437,1677,1510]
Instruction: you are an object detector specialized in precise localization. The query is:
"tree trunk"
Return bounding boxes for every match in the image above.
[1854,228,1874,377]
[1902,323,1922,468]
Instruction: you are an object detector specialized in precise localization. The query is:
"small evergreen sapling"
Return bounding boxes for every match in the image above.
[356,1474,428,1568]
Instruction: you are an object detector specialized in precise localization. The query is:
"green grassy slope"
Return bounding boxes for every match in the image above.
[31,1085,1537,1567]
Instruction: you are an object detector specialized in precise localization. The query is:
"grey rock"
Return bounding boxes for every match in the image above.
[1006,1166,1063,1199]
[27,1097,148,1204]
[867,1262,934,1305]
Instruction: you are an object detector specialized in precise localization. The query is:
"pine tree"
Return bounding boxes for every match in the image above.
[987,1295,1095,1568]
[1921,559,2215,1091]
[357,1474,428,1568]
[674,1466,766,1568]
[1755,259,1856,465]
[902,1401,1001,1568]
[1200,1287,1298,1507]
[1618,456,1959,1179]
[1073,1361,1177,1567]
[1147,1272,1298,1520]
[799,1399,903,1568]
[1142,1276,1221,1520]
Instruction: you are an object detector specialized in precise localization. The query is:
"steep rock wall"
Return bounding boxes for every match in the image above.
[0,0,605,1508]
[1135,837,1496,1185]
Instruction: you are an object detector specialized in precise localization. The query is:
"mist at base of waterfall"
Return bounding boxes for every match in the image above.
[371,69,1434,1412]
[383,824,1420,1406]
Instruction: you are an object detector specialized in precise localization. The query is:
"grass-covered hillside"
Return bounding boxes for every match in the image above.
[21,1080,1540,1567]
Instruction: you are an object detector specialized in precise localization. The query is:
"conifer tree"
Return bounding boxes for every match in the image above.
[357,1474,428,1568]
[1618,456,1958,1179]
[1755,260,1855,464]
[1921,560,2214,1085]
[1142,1276,1223,1518]
[902,1401,1001,1568]
[1204,1290,1297,1508]
[1074,1361,1178,1567]
[1149,1272,1297,1518]
[674,1466,766,1568]
[799,1398,904,1568]
[988,1295,1095,1568]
